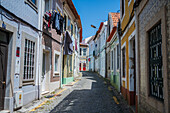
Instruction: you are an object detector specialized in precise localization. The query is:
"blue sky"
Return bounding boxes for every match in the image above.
[72,0,120,40]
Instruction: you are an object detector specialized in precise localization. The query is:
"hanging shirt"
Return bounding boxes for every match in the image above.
[52,12,64,35]
[63,31,73,55]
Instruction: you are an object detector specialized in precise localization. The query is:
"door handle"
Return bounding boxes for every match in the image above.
[0,80,6,84]
[2,81,5,84]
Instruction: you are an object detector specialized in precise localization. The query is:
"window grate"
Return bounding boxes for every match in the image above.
[149,23,163,101]
[23,39,35,81]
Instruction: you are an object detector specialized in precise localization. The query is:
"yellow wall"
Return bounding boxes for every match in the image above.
[121,0,134,31]
[63,55,73,78]
[121,0,135,90]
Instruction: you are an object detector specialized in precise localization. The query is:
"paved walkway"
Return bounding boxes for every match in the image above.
[17,72,133,113]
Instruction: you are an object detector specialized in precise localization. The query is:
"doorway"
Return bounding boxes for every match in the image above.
[0,30,9,110]
[41,51,49,94]
[132,39,136,105]
[129,38,136,105]
[79,63,81,71]
[83,63,86,71]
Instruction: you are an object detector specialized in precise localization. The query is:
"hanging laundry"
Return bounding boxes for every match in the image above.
[63,31,73,55]
[52,12,64,35]
[44,11,52,28]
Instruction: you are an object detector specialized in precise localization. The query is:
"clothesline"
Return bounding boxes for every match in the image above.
[46,9,64,18]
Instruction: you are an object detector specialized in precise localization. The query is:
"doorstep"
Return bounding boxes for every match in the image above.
[41,91,50,95]
[0,110,10,113]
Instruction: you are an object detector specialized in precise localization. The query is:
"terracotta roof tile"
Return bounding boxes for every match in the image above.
[110,13,120,27]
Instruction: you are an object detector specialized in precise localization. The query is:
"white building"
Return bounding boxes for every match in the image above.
[0,0,43,112]
[87,36,95,71]
[99,21,107,77]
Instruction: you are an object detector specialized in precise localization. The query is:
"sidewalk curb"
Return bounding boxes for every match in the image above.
[15,78,81,113]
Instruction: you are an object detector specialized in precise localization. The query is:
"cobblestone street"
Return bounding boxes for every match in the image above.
[23,72,133,113]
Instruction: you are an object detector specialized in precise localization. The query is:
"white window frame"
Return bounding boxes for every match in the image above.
[116,43,120,71]
[83,48,87,56]
[128,0,132,6]
[121,42,126,82]
[25,0,38,12]
[53,50,60,76]
[20,32,37,86]
[44,0,52,13]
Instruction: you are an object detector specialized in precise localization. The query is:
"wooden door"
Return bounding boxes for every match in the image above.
[0,31,8,110]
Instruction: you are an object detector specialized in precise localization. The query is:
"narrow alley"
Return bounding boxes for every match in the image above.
[0,0,170,113]
[17,72,133,113]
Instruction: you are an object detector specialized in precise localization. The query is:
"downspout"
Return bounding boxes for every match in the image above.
[134,7,140,113]
[105,33,107,78]
[118,19,122,93]
[37,0,43,100]
[60,1,65,88]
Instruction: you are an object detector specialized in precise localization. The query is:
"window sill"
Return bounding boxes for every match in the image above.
[24,0,38,13]
[22,80,35,86]
[53,72,60,77]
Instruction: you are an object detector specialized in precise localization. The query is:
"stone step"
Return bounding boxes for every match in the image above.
[0,110,10,113]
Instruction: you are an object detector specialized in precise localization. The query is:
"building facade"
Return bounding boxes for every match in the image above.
[106,13,120,91]
[93,22,104,74]
[79,42,88,71]
[98,21,107,78]
[41,0,63,95]
[120,0,137,108]
[87,36,95,72]
[135,0,170,113]
[0,0,43,112]
[62,0,82,84]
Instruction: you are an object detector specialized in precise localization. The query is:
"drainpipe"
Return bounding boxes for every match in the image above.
[117,19,122,93]
[60,1,65,88]
[134,7,139,112]
[37,0,43,99]
[105,34,107,78]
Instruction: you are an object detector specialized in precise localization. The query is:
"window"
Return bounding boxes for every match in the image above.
[149,23,163,100]
[80,48,82,56]
[122,47,126,77]
[25,0,37,11]
[45,0,50,12]
[55,55,59,72]
[122,0,124,17]
[71,24,73,36]
[23,39,35,81]
[107,53,110,70]
[31,0,36,5]
[117,45,119,69]
[114,48,116,74]
[83,48,87,56]
[67,16,71,31]
[111,50,113,70]
[74,26,76,36]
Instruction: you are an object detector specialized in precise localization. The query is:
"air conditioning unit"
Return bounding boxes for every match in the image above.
[14,91,23,109]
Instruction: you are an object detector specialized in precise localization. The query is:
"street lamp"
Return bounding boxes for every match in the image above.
[91,24,96,29]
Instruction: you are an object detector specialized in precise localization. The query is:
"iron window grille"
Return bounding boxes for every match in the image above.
[23,39,35,81]
[149,23,163,101]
